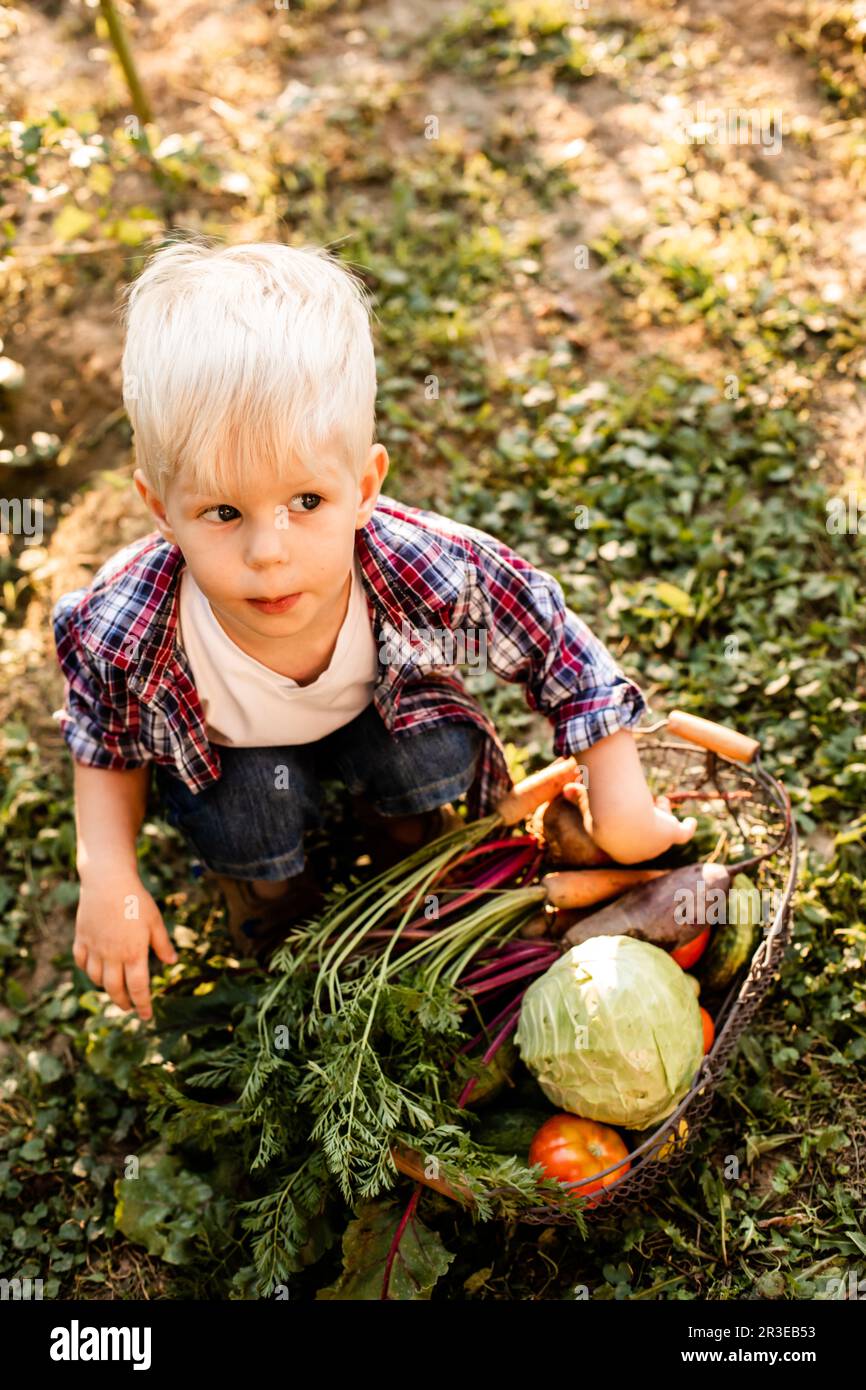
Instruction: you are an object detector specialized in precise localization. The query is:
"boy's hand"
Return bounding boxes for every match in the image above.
[561,767,697,861]
[651,794,698,847]
[563,781,696,835]
[72,869,177,1023]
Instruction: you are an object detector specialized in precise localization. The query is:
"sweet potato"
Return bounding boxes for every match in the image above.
[534,790,613,868]
[559,861,732,951]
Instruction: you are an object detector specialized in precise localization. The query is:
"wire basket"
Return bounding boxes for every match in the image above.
[390,711,799,1222]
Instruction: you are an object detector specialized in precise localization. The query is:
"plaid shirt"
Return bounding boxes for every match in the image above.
[51,491,648,819]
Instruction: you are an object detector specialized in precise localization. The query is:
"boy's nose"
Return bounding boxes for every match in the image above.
[244,522,290,568]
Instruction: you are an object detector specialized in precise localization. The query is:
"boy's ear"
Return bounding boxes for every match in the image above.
[355,444,389,527]
[133,468,178,544]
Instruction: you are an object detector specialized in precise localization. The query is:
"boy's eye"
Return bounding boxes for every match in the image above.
[290,493,323,512]
[199,494,322,523]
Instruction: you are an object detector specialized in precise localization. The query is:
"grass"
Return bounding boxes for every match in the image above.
[0,0,864,1299]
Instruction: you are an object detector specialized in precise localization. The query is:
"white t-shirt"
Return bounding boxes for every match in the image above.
[175,553,380,746]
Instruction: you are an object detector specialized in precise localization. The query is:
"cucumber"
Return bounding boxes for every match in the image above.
[508,1063,553,1109]
[698,873,761,991]
[472,1107,552,1159]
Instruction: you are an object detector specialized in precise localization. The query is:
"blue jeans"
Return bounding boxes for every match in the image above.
[153,701,485,880]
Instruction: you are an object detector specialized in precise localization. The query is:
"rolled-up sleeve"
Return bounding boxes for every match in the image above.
[460,531,649,755]
[51,593,150,771]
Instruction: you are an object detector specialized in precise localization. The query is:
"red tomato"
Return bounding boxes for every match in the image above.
[528,1115,631,1208]
[700,1006,715,1053]
[671,926,711,969]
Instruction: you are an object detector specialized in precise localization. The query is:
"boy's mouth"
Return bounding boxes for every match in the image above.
[247,593,303,614]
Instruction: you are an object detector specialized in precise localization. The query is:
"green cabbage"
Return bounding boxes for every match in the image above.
[514,935,705,1130]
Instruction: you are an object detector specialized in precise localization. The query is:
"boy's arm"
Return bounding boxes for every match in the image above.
[52,596,156,865]
[73,761,150,881]
[72,762,177,1023]
[52,597,151,771]
[461,529,648,751]
[563,729,696,864]
[457,530,694,856]
[52,601,175,1019]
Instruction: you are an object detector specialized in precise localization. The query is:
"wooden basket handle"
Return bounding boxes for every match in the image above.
[390,1143,474,1205]
[666,710,761,764]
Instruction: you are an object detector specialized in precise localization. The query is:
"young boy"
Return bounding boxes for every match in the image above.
[51,239,696,1022]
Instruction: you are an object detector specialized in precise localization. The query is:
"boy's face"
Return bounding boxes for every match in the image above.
[133,443,388,651]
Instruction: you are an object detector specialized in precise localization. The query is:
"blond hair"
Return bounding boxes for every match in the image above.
[119,236,378,500]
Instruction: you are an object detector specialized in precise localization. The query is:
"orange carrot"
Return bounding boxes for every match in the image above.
[496,757,579,827]
[541,867,669,910]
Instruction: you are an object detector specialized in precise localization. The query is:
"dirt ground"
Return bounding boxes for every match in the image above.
[3,0,865,532]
